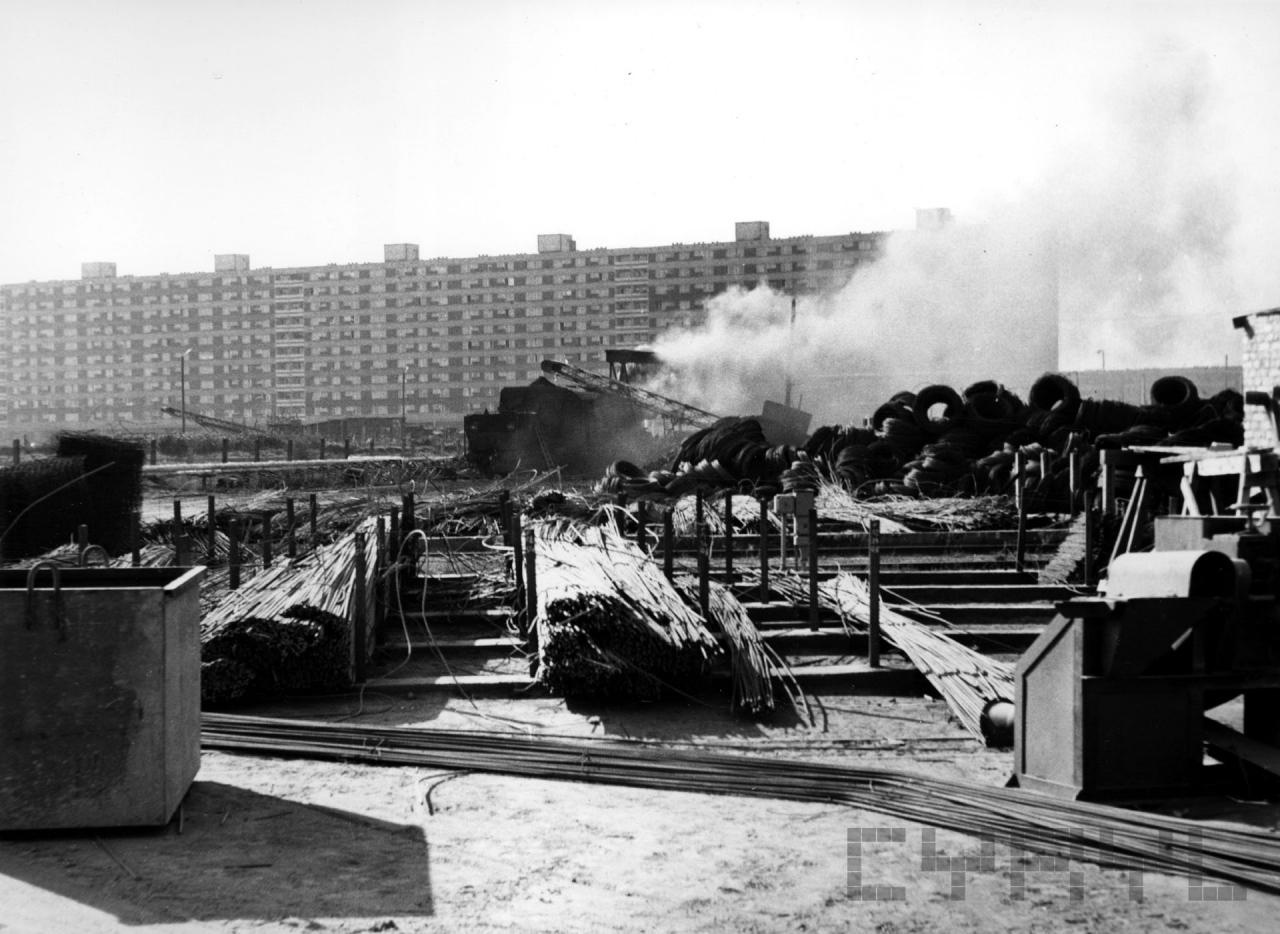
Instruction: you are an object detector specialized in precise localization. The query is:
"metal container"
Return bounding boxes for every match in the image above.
[1,566,204,830]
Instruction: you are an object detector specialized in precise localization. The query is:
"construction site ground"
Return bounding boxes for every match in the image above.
[3,688,1277,934]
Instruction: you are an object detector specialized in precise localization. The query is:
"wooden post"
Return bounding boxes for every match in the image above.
[1101,453,1117,519]
[172,499,185,566]
[512,512,524,619]
[523,527,538,638]
[1069,449,1081,515]
[1015,450,1028,574]
[207,494,217,562]
[309,492,318,546]
[287,439,294,461]
[254,437,261,462]
[353,530,368,683]
[221,437,229,464]
[868,518,882,667]
[1083,488,1097,587]
[11,439,19,466]
[389,507,401,562]
[758,495,770,603]
[403,492,416,536]
[344,437,352,459]
[130,509,141,567]
[697,522,710,619]
[229,519,241,589]
[319,438,326,461]
[261,517,272,568]
[150,438,157,466]
[375,516,387,646]
[807,507,819,631]
[499,490,512,546]
[662,507,674,580]
[286,497,297,558]
[723,495,734,586]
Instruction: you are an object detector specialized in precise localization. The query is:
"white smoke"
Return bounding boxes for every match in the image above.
[648,41,1248,426]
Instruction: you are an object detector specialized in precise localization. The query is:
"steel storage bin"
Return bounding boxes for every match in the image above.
[1,566,204,830]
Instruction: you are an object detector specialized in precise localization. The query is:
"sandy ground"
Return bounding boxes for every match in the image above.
[3,689,1277,934]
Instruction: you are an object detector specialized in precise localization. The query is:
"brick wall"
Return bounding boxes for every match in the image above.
[1239,310,1280,448]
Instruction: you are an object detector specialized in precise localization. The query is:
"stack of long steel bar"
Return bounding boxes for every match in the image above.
[200,516,380,704]
[532,522,720,699]
[767,571,1013,739]
[201,712,1280,895]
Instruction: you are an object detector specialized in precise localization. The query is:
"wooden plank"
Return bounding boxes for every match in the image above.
[1203,718,1280,780]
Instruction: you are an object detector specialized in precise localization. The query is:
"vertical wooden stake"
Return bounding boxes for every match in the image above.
[523,528,539,650]
[723,495,734,586]
[807,507,820,631]
[319,438,326,461]
[286,497,297,558]
[150,438,157,466]
[512,512,524,618]
[172,499,185,566]
[758,496,770,604]
[353,531,368,683]
[130,509,141,567]
[207,494,217,563]
[309,492,318,547]
[261,517,272,569]
[12,439,20,466]
[254,437,261,462]
[1015,450,1027,573]
[697,522,710,619]
[1084,488,1097,588]
[287,439,294,462]
[229,519,241,589]
[868,518,882,667]
[662,507,674,580]
[221,437,229,464]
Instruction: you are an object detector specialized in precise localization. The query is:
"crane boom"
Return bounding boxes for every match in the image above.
[160,406,271,435]
[540,360,720,428]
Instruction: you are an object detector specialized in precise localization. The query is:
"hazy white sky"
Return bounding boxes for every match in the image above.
[1,0,1277,295]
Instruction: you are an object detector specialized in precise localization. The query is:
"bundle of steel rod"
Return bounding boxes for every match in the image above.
[672,575,773,715]
[532,522,720,699]
[758,570,1011,739]
[199,517,380,705]
[816,480,1021,532]
[670,493,781,538]
[789,571,1013,739]
[201,712,1280,896]
[0,454,90,562]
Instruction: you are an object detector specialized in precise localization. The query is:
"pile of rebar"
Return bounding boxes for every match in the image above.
[201,712,1280,896]
[532,522,720,699]
[768,570,1013,740]
[199,517,379,705]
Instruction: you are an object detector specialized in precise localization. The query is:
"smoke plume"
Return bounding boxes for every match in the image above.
[648,41,1246,426]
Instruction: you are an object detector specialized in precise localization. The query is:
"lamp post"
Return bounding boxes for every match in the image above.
[180,348,193,434]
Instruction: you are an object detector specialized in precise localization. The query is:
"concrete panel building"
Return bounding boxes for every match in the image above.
[0,223,888,435]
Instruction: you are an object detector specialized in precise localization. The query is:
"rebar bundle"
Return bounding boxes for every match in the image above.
[199,517,379,705]
[532,522,720,699]
[202,712,1280,896]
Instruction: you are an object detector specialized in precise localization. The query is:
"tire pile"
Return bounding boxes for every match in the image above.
[807,374,1242,506]
[598,374,1243,509]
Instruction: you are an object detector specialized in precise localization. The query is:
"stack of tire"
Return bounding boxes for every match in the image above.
[806,373,1243,508]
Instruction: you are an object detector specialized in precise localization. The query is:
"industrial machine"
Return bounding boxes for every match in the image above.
[1014,449,1280,800]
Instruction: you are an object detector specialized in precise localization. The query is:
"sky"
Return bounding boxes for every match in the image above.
[2,0,1279,380]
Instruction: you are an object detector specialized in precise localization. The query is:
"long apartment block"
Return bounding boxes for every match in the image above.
[0,221,886,434]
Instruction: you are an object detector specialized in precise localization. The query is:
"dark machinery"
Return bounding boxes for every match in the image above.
[1015,449,1280,800]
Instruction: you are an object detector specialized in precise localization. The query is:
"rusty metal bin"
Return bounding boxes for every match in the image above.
[1,566,204,830]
